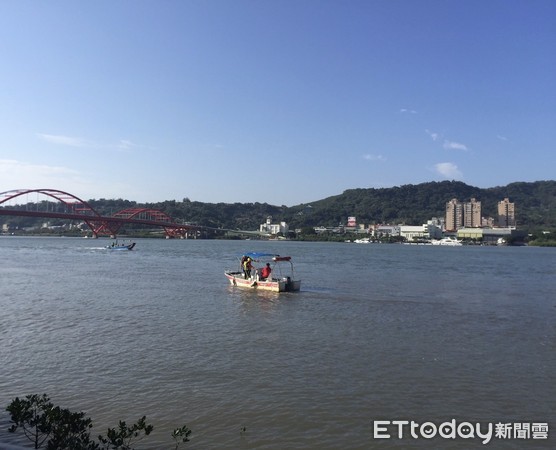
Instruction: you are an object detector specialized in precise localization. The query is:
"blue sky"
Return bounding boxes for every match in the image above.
[1,0,554,206]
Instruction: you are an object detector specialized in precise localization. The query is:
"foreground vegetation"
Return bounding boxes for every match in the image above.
[5,394,191,449]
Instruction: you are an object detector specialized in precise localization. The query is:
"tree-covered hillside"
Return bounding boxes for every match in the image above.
[285,180,556,229]
[1,181,554,232]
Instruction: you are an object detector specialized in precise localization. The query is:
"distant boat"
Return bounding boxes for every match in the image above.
[106,240,136,251]
[354,237,371,244]
[431,237,462,246]
[225,252,301,292]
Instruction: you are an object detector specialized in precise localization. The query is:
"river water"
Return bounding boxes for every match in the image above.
[0,237,554,449]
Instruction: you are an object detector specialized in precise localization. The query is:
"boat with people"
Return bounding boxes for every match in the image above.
[431,237,463,246]
[106,240,136,251]
[225,252,301,292]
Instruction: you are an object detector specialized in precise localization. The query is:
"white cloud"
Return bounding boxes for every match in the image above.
[434,162,463,180]
[0,159,81,199]
[37,133,88,147]
[38,133,139,153]
[426,132,468,151]
[0,159,78,178]
[443,140,468,151]
[497,135,509,141]
[426,129,440,141]
[117,139,136,151]
[363,154,386,162]
[0,159,136,202]
[400,108,417,114]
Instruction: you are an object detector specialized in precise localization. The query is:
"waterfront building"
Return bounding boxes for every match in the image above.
[457,227,484,241]
[446,198,482,231]
[498,198,516,227]
[399,220,443,242]
[375,225,401,237]
[463,198,482,228]
[260,216,289,236]
[482,216,495,228]
[399,225,428,242]
[445,198,463,231]
[425,219,443,239]
[457,227,525,245]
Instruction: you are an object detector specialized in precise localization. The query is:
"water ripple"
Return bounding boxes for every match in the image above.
[0,238,554,449]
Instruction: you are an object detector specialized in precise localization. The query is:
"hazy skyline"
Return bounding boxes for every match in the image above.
[1,0,555,206]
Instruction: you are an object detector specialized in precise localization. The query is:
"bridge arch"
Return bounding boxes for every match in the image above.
[0,188,108,235]
[0,188,202,238]
[92,208,175,236]
[0,188,103,217]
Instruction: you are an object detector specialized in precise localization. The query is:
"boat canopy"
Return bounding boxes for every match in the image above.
[242,252,278,259]
[241,252,292,262]
[273,256,291,262]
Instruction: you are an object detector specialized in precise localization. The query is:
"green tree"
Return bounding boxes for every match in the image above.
[6,394,191,449]
[6,394,53,449]
[46,407,98,450]
[6,394,98,449]
[171,425,192,449]
[97,416,153,450]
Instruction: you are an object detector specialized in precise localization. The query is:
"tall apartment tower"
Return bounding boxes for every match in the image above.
[445,198,463,231]
[464,198,482,228]
[497,198,516,227]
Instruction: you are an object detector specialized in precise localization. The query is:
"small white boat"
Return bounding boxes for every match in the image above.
[106,240,136,251]
[225,252,301,292]
[431,237,463,246]
[354,237,371,244]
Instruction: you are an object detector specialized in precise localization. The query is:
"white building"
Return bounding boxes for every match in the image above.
[399,220,443,242]
[400,225,428,242]
[260,216,289,236]
[425,220,443,239]
[375,225,401,237]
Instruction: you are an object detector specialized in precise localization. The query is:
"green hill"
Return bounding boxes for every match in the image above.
[285,180,556,230]
[2,181,554,233]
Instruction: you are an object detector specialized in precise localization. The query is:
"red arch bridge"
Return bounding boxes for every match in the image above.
[0,189,211,238]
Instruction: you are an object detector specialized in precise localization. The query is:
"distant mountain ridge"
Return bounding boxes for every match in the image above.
[2,180,555,232]
[143,180,556,231]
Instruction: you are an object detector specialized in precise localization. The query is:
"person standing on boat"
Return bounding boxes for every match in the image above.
[260,263,272,280]
[243,257,253,279]
[240,255,247,278]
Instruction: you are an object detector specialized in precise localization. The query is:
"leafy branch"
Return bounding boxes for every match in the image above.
[6,394,191,450]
